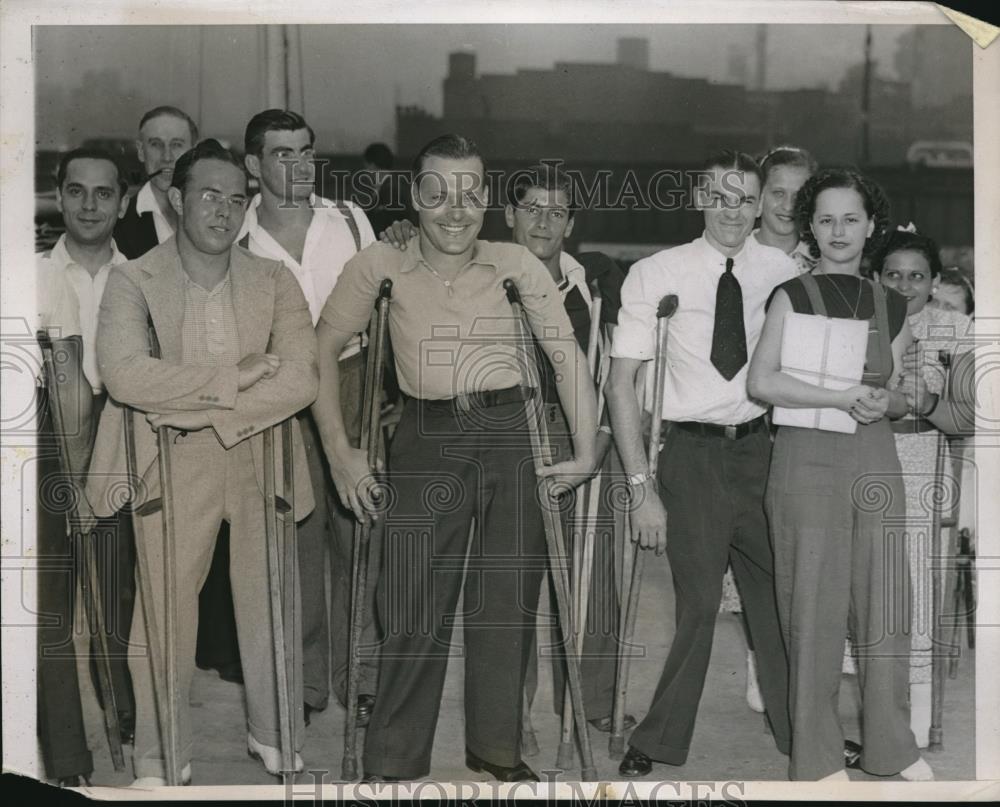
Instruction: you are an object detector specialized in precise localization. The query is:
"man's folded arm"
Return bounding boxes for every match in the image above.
[97,266,239,413]
[208,265,319,448]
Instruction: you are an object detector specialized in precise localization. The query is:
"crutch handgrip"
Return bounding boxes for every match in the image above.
[503,278,522,306]
[657,294,679,320]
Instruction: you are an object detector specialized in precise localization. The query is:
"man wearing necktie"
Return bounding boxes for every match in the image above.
[606,150,798,777]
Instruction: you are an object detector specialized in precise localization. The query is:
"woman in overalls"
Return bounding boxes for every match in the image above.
[748,168,933,781]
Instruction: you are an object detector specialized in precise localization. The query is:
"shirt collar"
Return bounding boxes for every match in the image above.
[241,192,330,240]
[398,237,499,274]
[698,231,751,265]
[135,181,161,216]
[48,234,127,271]
[558,250,585,282]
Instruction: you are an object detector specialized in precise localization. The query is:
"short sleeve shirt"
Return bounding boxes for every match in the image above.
[320,239,575,400]
[612,233,799,424]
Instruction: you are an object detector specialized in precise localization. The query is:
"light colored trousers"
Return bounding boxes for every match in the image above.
[128,432,303,779]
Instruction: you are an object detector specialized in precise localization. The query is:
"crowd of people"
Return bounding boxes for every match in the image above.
[34,102,976,788]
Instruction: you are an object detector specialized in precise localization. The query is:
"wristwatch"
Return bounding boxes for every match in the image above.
[626,472,651,487]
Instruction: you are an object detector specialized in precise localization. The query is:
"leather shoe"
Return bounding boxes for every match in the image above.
[357,694,376,728]
[618,747,652,778]
[465,749,538,782]
[588,713,637,733]
[844,739,863,769]
[304,703,321,727]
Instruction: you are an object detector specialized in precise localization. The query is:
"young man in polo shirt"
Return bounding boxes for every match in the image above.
[606,150,795,777]
[312,134,597,782]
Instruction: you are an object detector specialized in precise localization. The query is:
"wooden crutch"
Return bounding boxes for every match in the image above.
[342,278,393,781]
[122,324,182,785]
[261,424,296,775]
[609,294,678,759]
[36,331,125,772]
[555,281,605,770]
[504,278,598,781]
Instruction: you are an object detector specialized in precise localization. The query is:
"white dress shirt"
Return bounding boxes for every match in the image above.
[240,194,375,359]
[37,234,128,393]
[135,181,176,245]
[612,233,798,424]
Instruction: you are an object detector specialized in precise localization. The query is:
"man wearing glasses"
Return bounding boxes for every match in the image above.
[86,139,318,784]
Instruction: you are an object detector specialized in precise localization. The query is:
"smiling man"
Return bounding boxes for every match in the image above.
[86,139,318,785]
[606,150,797,777]
[35,146,132,786]
[312,134,597,783]
[114,106,198,259]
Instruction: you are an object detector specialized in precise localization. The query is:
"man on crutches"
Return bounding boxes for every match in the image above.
[500,166,630,753]
[313,134,597,784]
[34,147,134,785]
[85,139,318,786]
[373,166,628,752]
[606,150,796,778]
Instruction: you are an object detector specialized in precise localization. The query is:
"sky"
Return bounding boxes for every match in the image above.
[33,23,967,152]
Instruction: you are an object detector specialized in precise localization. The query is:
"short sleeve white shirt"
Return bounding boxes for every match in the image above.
[612,233,798,424]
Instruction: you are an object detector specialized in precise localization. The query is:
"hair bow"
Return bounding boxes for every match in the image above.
[897,222,918,234]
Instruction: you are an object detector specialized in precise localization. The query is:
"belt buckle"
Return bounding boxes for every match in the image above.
[724,424,737,440]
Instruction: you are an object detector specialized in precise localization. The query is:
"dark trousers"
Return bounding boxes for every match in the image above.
[362,396,547,779]
[37,395,136,780]
[37,438,93,781]
[628,424,792,765]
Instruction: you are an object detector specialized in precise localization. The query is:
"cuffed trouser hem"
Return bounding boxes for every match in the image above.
[628,736,689,767]
[858,749,921,778]
[303,687,328,711]
[361,753,431,781]
[466,735,520,768]
[133,741,194,779]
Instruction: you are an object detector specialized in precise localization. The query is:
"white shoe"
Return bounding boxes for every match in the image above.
[842,641,857,675]
[247,732,304,775]
[745,650,765,713]
[910,682,931,748]
[130,763,192,787]
[900,756,934,781]
[818,769,849,781]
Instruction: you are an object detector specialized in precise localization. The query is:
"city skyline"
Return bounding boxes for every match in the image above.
[33,23,971,153]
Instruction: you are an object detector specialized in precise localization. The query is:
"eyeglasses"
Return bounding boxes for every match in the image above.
[199,190,250,210]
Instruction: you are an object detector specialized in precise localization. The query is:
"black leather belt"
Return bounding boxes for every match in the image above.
[672,415,767,441]
[419,386,535,414]
[890,417,937,435]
